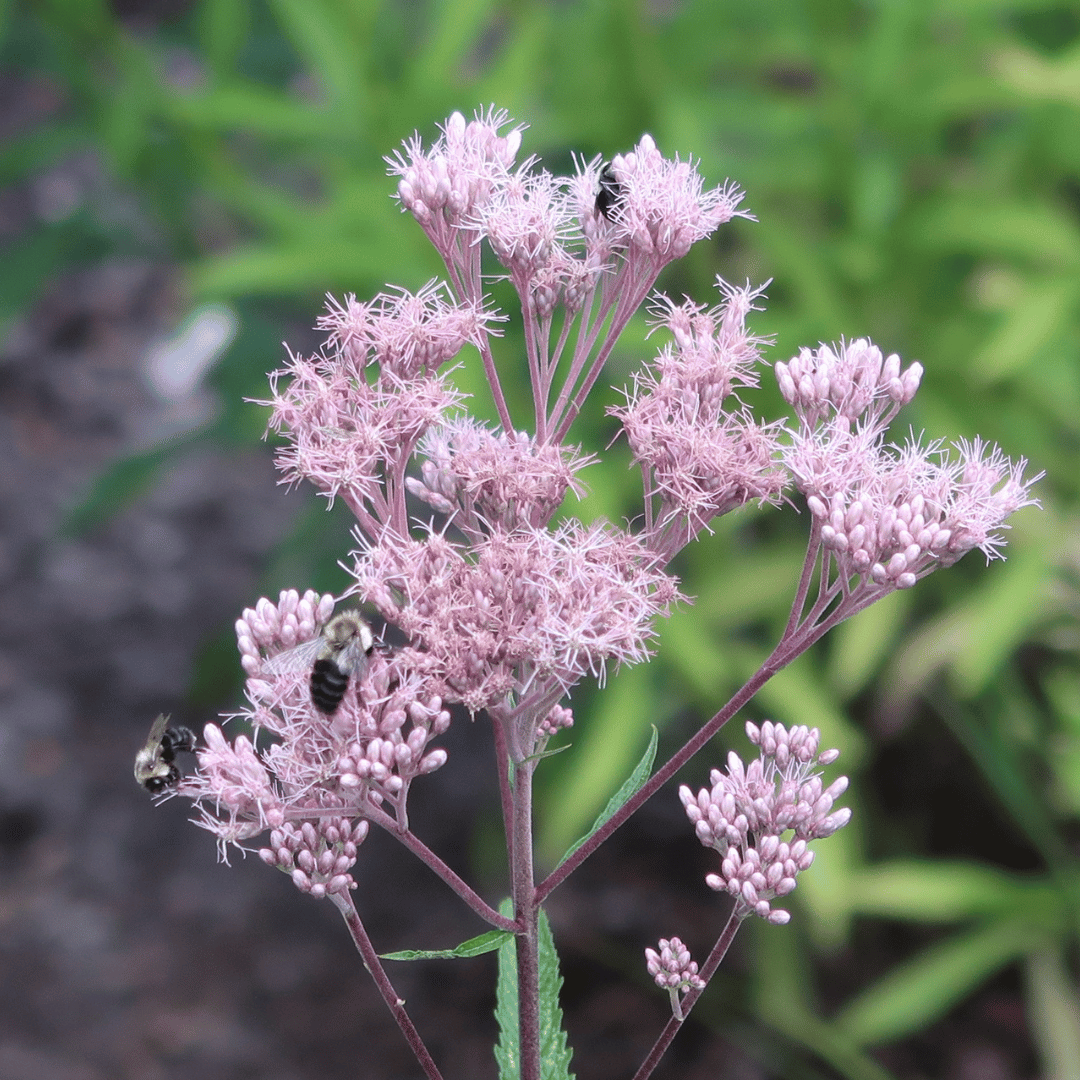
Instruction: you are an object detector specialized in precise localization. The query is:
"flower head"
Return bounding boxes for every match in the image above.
[788,423,1041,589]
[776,340,1041,593]
[612,281,786,549]
[352,521,679,716]
[265,349,463,509]
[645,937,706,1019]
[260,817,370,900]
[260,283,507,518]
[602,135,749,264]
[471,167,575,282]
[317,281,500,380]
[387,107,525,267]
[776,338,923,434]
[184,592,452,868]
[406,417,594,532]
[679,720,851,925]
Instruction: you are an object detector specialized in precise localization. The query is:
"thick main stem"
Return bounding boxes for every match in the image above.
[509,753,542,1080]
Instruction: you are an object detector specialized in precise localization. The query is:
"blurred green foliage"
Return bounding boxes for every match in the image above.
[9,0,1080,1075]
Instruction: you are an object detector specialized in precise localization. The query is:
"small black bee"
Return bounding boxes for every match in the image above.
[595,162,623,220]
[134,714,197,794]
[264,612,375,715]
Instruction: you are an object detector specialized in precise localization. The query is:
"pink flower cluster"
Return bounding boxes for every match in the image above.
[185,591,451,861]
[537,704,573,740]
[645,937,706,1019]
[388,107,525,292]
[235,588,335,676]
[259,817,370,900]
[316,282,496,381]
[612,283,786,554]
[352,523,678,713]
[776,339,1039,597]
[583,136,747,265]
[184,111,753,863]
[776,337,922,430]
[189,722,279,850]
[789,426,1038,591]
[263,281,497,525]
[406,417,593,533]
[679,721,851,925]
[645,936,706,993]
[168,108,1039,925]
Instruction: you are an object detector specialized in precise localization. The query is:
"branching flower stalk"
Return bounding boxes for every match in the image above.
[154,108,1040,1080]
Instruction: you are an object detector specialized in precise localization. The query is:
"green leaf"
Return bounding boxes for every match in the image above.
[415,0,501,93]
[268,0,366,125]
[553,723,657,869]
[828,589,911,700]
[973,276,1080,383]
[934,692,1073,870]
[847,860,1063,924]
[753,921,899,1080]
[995,42,1080,108]
[537,908,574,1080]
[494,899,519,1080]
[657,603,733,700]
[60,434,205,537]
[522,742,572,765]
[164,83,332,139]
[836,917,1041,1046]
[493,901,574,1080]
[381,930,515,962]
[188,225,433,298]
[697,543,804,628]
[885,532,1052,706]
[909,197,1080,269]
[1025,948,1080,1080]
[947,540,1052,699]
[196,0,251,78]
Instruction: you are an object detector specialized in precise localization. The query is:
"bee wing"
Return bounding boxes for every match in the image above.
[262,637,325,675]
[144,713,171,750]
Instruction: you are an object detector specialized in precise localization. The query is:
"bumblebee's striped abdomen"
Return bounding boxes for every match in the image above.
[596,162,623,219]
[311,658,350,714]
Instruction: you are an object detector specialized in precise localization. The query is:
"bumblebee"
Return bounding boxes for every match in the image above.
[264,612,375,715]
[595,162,623,220]
[134,714,197,794]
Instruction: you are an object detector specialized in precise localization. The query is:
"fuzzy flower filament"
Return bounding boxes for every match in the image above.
[391,112,750,444]
[351,522,678,738]
[262,281,504,538]
[387,108,525,299]
[405,417,594,535]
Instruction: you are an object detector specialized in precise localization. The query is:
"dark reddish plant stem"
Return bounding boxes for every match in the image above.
[331,892,444,1080]
[631,907,746,1080]
[360,802,518,931]
[537,592,849,902]
[509,755,542,1080]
